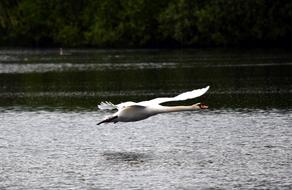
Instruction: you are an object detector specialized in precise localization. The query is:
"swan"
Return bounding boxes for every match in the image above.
[97,86,210,125]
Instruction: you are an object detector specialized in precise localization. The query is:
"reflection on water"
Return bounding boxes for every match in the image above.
[0,49,291,189]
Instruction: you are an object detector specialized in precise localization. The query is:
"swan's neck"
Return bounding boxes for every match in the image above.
[155,105,198,114]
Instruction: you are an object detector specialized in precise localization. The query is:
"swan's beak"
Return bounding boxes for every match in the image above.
[199,103,208,109]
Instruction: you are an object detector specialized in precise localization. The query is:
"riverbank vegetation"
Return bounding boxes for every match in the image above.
[1,0,291,47]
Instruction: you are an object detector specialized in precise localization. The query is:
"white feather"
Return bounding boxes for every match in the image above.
[139,86,209,106]
[97,101,116,110]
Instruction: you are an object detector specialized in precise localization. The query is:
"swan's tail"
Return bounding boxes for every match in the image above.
[97,101,117,110]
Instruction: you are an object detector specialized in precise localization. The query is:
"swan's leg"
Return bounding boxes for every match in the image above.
[97,115,118,125]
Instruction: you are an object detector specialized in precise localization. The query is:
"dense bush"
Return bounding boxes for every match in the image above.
[0,0,291,47]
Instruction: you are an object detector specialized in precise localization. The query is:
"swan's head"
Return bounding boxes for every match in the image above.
[193,103,208,109]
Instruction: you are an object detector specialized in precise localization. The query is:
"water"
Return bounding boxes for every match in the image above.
[0,49,291,189]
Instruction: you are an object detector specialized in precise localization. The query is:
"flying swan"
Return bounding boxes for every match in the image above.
[97,86,210,125]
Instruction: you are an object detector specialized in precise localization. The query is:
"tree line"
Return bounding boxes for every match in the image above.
[0,0,291,48]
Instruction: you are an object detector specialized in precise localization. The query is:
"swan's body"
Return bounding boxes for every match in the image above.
[97,86,210,125]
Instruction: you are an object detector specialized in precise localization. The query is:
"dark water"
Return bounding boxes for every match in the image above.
[0,49,291,189]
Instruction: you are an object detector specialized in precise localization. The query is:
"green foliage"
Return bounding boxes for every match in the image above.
[159,0,197,46]
[0,0,291,47]
[85,0,168,47]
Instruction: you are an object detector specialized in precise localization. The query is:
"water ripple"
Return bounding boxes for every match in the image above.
[1,109,291,189]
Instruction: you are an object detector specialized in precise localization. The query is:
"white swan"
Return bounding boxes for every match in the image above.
[97,86,210,125]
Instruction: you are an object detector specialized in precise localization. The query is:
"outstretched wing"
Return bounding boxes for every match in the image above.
[139,86,210,106]
[98,86,209,109]
[97,101,117,110]
[97,101,137,110]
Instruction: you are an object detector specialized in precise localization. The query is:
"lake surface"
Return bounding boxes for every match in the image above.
[0,49,291,189]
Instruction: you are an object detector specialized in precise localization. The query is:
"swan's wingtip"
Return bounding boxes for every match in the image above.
[97,101,116,110]
[204,85,210,91]
[199,85,210,95]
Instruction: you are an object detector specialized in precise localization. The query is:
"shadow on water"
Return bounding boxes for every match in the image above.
[101,151,151,165]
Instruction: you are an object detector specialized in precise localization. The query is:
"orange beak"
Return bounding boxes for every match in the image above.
[199,103,208,109]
